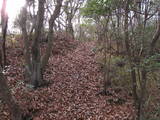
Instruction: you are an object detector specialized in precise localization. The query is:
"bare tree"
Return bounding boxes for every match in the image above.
[21,0,63,89]
[150,10,160,54]
[0,1,23,118]
[64,0,84,38]
[0,0,8,68]
[124,0,138,105]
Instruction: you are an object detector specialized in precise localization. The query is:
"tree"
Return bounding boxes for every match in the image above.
[64,0,84,38]
[0,1,23,119]
[83,0,160,119]
[0,0,8,68]
[0,66,23,120]
[82,0,119,94]
[150,10,160,54]
[20,0,63,89]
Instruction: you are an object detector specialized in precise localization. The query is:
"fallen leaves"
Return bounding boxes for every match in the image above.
[0,40,135,120]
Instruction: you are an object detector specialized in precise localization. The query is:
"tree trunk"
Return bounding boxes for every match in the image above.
[137,69,147,120]
[66,17,74,38]
[41,0,63,69]
[21,0,63,89]
[0,49,3,67]
[31,62,43,88]
[1,17,8,67]
[124,0,138,105]
[131,65,138,104]
[30,0,45,88]
[1,0,8,68]
[150,10,160,54]
[0,67,23,120]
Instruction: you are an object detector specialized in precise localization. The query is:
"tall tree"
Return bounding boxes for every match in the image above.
[0,1,23,119]
[0,0,8,68]
[64,0,84,38]
[21,0,63,89]
[83,0,160,119]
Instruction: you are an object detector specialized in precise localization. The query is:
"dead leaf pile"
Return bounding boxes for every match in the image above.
[52,32,78,55]
[0,41,136,120]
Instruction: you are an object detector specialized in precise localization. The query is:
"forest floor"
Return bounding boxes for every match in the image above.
[0,41,135,120]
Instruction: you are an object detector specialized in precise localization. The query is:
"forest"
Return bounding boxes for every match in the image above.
[0,0,160,120]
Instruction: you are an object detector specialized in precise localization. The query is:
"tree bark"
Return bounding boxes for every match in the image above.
[137,68,147,120]
[20,5,32,83]
[64,0,84,39]
[41,0,63,69]
[0,48,3,67]
[30,0,45,88]
[21,0,63,88]
[150,10,160,54]
[64,0,74,38]
[1,0,8,68]
[124,0,138,105]
[0,67,23,120]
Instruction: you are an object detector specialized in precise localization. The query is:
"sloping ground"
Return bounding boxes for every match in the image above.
[0,41,135,120]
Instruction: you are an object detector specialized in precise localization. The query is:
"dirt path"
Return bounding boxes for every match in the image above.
[1,42,135,120]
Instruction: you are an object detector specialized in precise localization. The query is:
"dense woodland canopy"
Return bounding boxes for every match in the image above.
[0,0,160,120]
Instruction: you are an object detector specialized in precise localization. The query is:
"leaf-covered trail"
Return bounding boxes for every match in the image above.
[1,41,135,120]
